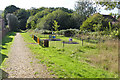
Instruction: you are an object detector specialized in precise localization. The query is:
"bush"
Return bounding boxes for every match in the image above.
[41,30,52,34]
[80,13,112,32]
[6,13,19,31]
[56,30,66,35]
[64,29,79,37]
[116,28,120,39]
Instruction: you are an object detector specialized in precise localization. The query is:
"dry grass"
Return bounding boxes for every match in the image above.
[89,39,118,74]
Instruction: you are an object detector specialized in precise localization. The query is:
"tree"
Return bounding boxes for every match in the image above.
[6,14,19,31]
[14,9,30,30]
[26,9,51,29]
[96,1,120,10]
[37,9,71,30]
[52,20,60,32]
[70,12,83,29]
[3,5,20,25]
[75,0,96,21]
[55,7,73,13]
[31,21,35,29]
[80,13,112,32]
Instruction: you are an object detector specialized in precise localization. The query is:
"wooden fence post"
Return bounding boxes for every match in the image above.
[32,35,34,40]
[44,40,49,47]
[37,37,40,44]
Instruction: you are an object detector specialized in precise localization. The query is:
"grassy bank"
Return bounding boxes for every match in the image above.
[21,31,118,78]
[0,32,16,68]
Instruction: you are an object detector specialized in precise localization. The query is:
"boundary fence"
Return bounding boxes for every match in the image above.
[32,35,49,47]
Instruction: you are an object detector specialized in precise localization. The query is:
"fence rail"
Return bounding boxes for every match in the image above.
[32,35,49,47]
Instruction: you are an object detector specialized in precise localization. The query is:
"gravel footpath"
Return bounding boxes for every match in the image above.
[3,33,55,78]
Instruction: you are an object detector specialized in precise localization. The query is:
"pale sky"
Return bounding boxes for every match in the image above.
[0,0,119,15]
[0,0,78,10]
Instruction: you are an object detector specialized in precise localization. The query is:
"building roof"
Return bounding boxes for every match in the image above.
[102,15,118,22]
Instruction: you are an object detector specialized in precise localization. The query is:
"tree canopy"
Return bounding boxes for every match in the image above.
[75,0,97,21]
[96,0,120,10]
[3,5,20,25]
[14,9,30,30]
[80,13,113,32]
[36,9,71,30]
[6,13,19,31]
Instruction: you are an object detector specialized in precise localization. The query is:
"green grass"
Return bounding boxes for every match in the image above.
[0,32,16,68]
[21,32,118,78]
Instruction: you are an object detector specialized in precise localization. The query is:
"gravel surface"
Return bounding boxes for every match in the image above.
[3,33,55,78]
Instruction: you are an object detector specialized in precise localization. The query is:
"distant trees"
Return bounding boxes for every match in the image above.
[75,0,96,21]
[26,5,93,30]
[70,12,83,29]
[6,14,19,31]
[14,9,30,30]
[36,9,71,30]
[3,5,20,25]
[80,13,113,32]
[26,7,74,30]
[26,9,51,29]
[96,1,120,10]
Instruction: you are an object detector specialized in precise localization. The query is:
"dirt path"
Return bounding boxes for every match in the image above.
[3,33,55,78]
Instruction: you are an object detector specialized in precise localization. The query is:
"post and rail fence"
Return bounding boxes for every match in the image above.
[32,35,49,47]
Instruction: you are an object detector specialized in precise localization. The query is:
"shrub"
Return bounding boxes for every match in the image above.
[42,30,52,34]
[64,29,79,37]
[116,28,120,39]
[56,30,66,35]
[6,13,19,31]
[80,13,113,32]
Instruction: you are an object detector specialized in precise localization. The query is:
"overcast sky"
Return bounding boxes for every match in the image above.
[0,0,118,15]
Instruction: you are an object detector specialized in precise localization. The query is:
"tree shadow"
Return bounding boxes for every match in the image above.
[2,32,16,46]
[0,53,8,66]
[2,47,7,50]
[0,69,9,79]
[84,46,96,49]
[77,49,85,53]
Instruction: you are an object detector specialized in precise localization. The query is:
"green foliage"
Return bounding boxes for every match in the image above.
[117,28,120,39]
[96,1,119,10]
[21,32,117,78]
[75,0,96,21]
[1,32,16,68]
[52,20,60,31]
[26,7,76,30]
[112,22,120,29]
[14,9,30,30]
[3,5,20,25]
[6,14,19,31]
[37,9,71,30]
[26,9,51,29]
[56,30,66,35]
[55,7,73,13]
[80,13,113,32]
[64,29,79,37]
[108,22,112,32]
[41,30,52,34]
[70,12,83,29]
[31,21,35,29]
[28,7,47,16]
[26,7,82,30]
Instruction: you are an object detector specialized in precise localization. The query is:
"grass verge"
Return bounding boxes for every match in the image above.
[21,32,118,78]
[0,32,16,68]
